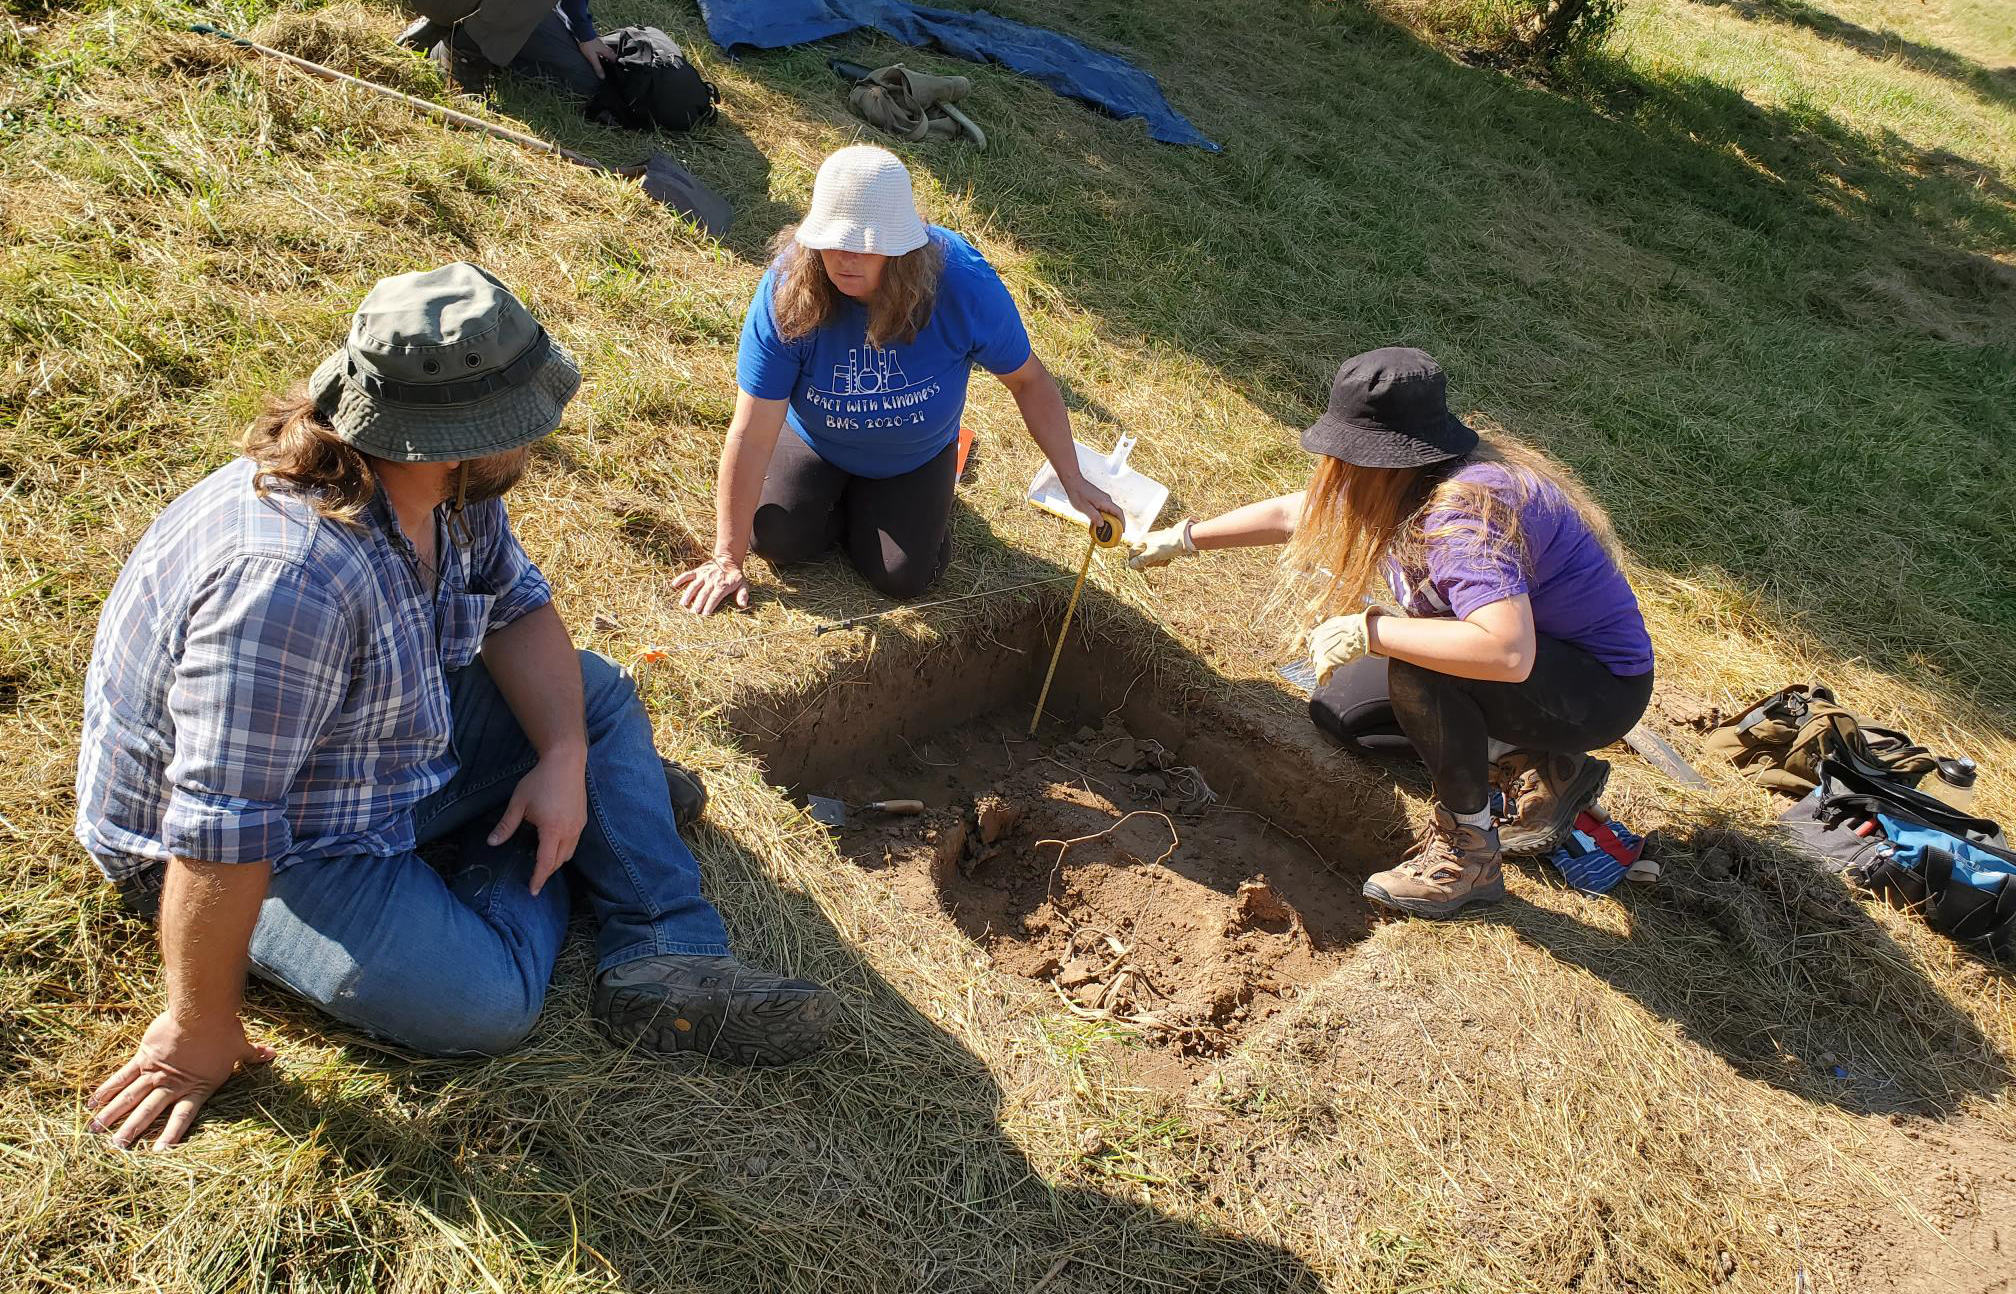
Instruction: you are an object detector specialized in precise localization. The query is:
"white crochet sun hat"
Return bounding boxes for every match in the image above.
[794,145,931,256]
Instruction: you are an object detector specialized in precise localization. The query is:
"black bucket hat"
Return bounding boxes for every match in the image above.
[1299,347,1478,469]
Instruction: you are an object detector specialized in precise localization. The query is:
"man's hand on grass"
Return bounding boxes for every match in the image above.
[578,37,616,78]
[489,749,589,895]
[88,1010,274,1150]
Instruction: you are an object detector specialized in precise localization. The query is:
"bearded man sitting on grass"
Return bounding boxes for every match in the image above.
[73,263,833,1151]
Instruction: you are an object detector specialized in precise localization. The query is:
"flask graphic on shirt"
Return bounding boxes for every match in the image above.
[832,347,908,395]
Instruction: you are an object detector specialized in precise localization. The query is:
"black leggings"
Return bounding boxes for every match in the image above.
[1309,636,1653,815]
[750,433,957,600]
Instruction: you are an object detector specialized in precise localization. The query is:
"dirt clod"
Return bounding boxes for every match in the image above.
[1232,880,1300,934]
[1653,680,1723,731]
[931,816,968,889]
[975,795,1022,845]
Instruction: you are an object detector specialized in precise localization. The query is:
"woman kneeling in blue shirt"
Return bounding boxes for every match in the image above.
[674,145,1118,614]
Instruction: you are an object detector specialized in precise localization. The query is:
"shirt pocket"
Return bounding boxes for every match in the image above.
[436,591,496,672]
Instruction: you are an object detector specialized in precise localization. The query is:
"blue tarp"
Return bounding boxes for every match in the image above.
[695,0,1218,150]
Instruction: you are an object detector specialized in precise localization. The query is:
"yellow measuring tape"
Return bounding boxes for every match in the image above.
[1029,514,1124,736]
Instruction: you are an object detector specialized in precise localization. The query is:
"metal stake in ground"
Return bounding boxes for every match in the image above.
[1029,514,1123,737]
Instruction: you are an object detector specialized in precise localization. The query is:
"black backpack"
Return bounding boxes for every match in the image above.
[585,27,719,133]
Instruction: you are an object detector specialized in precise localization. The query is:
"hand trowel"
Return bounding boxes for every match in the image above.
[805,795,926,828]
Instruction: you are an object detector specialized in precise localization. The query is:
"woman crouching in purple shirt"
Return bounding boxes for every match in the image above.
[1130,347,1654,919]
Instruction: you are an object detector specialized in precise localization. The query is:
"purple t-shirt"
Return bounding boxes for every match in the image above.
[1386,462,1653,676]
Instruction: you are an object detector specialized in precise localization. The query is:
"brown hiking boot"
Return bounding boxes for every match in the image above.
[1362,806,1504,918]
[1493,751,1611,854]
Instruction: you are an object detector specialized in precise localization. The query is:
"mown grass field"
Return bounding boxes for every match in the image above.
[3,0,2014,1289]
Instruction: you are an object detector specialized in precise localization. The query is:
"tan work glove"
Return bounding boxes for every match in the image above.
[1128,519,1197,570]
[1307,605,1398,683]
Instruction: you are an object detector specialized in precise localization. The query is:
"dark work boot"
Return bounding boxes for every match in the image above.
[661,758,708,830]
[430,28,495,94]
[593,955,834,1065]
[396,16,447,50]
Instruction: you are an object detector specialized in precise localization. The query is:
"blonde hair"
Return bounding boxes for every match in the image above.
[240,391,375,524]
[767,226,944,348]
[1275,428,1619,632]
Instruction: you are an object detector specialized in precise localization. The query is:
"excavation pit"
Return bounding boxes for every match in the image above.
[727,614,1395,1072]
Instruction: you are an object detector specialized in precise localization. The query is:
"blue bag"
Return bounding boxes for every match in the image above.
[1780,757,2016,956]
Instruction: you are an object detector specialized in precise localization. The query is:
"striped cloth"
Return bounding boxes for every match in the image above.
[75,457,551,891]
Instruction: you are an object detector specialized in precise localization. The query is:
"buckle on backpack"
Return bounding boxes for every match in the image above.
[1738,688,1810,735]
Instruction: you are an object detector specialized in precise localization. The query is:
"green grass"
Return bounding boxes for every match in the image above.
[3,0,2015,1288]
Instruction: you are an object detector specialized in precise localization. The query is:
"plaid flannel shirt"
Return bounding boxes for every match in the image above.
[75,457,552,892]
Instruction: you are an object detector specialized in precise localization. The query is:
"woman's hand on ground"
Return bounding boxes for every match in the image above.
[1129,520,1196,570]
[671,556,751,615]
[87,1010,275,1150]
[578,37,616,77]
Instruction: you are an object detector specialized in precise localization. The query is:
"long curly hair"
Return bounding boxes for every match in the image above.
[767,226,945,349]
[240,390,376,523]
[1275,428,1620,633]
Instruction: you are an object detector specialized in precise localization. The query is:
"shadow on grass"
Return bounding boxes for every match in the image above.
[1289,702,2011,1117]
[1681,0,2016,111]
[216,817,1324,1291]
[486,66,798,255]
[1478,821,2012,1117]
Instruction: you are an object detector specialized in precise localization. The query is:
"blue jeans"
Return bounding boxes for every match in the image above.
[246,650,730,1056]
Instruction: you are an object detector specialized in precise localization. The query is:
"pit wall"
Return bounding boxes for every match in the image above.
[722,613,1407,875]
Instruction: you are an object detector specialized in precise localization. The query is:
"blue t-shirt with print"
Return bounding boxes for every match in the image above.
[736,227,1032,478]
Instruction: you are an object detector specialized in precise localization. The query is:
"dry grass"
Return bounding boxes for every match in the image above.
[4,0,2016,1288]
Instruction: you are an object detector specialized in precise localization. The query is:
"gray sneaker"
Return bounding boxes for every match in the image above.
[396,16,447,50]
[593,955,833,1065]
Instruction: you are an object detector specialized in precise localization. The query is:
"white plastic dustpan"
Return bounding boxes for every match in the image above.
[1027,432,1169,544]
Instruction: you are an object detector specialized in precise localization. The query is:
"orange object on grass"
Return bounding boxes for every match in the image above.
[955,424,976,478]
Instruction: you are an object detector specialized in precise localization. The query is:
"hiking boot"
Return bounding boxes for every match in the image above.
[430,30,494,94]
[593,955,834,1065]
[661,757,708,830]
[396,16,447,51]
[1494,751,1610,854]
[1362,806,1504,918]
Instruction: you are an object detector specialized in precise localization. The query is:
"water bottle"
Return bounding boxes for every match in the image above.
[1926,757,1978,814]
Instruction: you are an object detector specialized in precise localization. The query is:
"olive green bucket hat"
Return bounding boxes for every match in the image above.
[309,262,580,463]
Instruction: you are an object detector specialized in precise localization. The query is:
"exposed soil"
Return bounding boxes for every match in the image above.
[814,710,1372,1070]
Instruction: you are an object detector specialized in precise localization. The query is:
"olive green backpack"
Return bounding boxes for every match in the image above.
[1704,683,1939,797]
